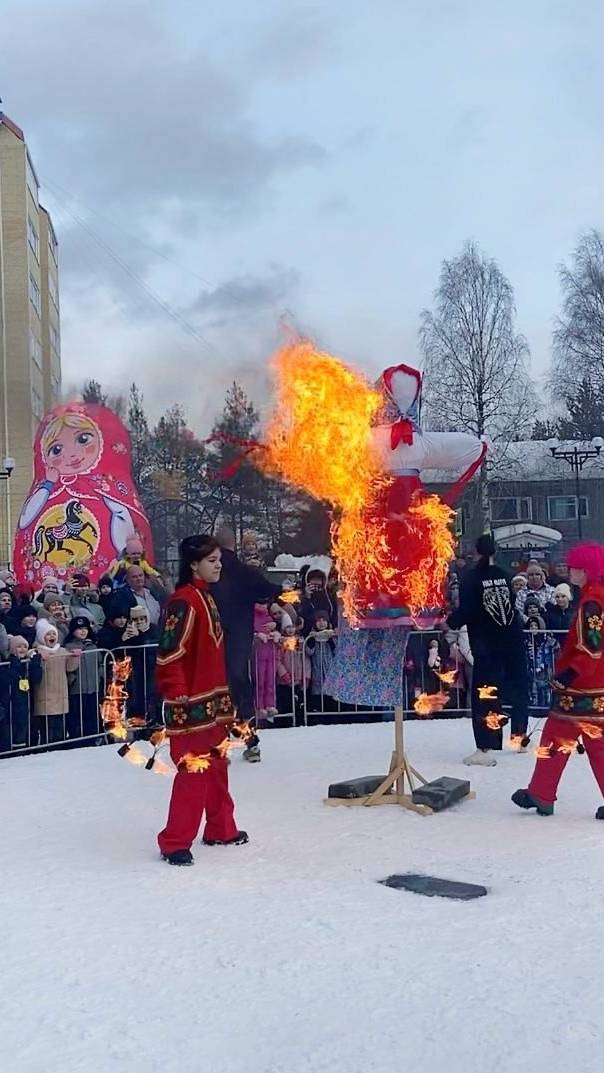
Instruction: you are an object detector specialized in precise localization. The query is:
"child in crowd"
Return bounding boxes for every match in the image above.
[253,601,280,720]
[277,619,310,724]
[512,574,528,597]
[425,637,445,694]
[13,605,39,648]
[109,536,163,587]
[0,589,14,631]
[98,575,115,618]
[32,620,79,746]
[97,601,135,655]
[525,616,556,710]
[64,616,101,743]
[0,635,42,750]
[42,594,71,642]
[307,610,337,713]
[128,605,160,725]
[241,531,263,568]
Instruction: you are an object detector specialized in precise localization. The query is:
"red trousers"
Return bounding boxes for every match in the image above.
[158,730,239,855]
[528,716,604,805]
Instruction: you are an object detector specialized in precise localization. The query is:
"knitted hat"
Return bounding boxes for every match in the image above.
[35,619,58,645]
[9,635,29,655]
[44,592,65,611]
[108,598,130,621]
[41,576,60,590]
[72,572,90,586]
[554,583,572,600]
[17,604,37,622]
[99,574,113,589]
[512,574,527,586]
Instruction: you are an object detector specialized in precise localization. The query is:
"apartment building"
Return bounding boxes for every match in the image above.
[0,112,61,564]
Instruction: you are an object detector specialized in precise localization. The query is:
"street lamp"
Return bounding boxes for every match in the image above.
[548,438,603,541]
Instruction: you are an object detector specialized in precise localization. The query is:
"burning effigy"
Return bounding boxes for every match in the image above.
[259,339,487,706]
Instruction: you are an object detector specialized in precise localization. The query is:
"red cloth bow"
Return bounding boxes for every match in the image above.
[390,419,414,450]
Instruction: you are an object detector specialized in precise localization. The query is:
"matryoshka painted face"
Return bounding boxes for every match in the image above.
[44,425,102,475]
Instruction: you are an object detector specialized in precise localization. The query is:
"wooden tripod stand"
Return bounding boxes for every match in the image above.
[324,705,434,814]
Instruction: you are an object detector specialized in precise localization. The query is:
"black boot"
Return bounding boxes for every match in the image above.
[511,789,554,816]
[596,806,604,820]
[203,830,249,847]
[162,848,194,865]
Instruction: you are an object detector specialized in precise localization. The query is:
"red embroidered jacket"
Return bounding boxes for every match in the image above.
[156,579,235,736]
[551,580,604,723]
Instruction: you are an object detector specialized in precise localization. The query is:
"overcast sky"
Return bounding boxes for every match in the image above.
[3,0,604,430]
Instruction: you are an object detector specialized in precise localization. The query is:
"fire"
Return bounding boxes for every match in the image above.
[280,590,300,604]
[101,657,133,740]
[179,753,212,773]
[557,739,578,755]
[485,711,506,731]
[535,745,554,760]
[400,495,455,612]
[283,636,298,651]
[577,722,602,739]
[231,720,255,745]
[151,758,173,776]
[262,341,393,621]
[413,691,449,716]
[436,669,457,686]
[478,685,498,700]
[121,745,146,766]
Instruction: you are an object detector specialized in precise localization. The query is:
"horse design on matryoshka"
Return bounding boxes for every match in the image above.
[13,403,155,587]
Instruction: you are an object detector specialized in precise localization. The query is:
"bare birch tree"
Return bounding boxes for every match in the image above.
[551,229,604,397]
[419,242,534,525]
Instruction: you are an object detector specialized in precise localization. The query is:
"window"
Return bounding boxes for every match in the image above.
[29,272,41,316]
[48,272,59,311]
[490,496,533,522]
[547,495,589,521]
[31,387,44,421]
[27,214,39,260]
[50,323,60,353]
[48,228,58,265]
[26,154,38,205]
[30,329,42,370]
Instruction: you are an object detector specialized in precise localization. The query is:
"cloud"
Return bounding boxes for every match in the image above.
[191,266,299,324]
[3,0,325,229]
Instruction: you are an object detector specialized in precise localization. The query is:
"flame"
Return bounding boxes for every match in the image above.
[151,758,173,776]
[535,745,554,760]
[261,339,457,621]
[436,669,457,686]
[280,591,300,604]
[123,746,146,766]
[283,636,298,651]
[478,685,498,700]
[577,722,602,739]
[413,691,449,716]
[508,734,524,749]
[556,739,578,755]
[231,720,255,744]
[179,753,212,773]
[262,341,392,621]
[101,657,133,740]
[485,711,505,730]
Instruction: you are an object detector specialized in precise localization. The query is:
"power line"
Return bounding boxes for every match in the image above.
[42,180,221,357]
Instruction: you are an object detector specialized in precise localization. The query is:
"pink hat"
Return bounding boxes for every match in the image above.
[125,536,144,556]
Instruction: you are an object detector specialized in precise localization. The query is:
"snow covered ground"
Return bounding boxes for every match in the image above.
[2,718,603,1073]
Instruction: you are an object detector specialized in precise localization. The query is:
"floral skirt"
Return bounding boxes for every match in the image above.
[324,623,409,707]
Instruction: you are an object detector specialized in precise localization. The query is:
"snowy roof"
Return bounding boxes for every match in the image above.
[425,440,604,484]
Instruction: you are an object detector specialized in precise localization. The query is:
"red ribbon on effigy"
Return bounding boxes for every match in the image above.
[390,418,415,450]
[203,433,266,479]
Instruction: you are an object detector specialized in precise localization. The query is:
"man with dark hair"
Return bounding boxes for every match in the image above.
[448,533,529,766]
[211,527,280,762]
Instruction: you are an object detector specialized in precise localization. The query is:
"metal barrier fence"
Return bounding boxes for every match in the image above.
[0,629,570,758]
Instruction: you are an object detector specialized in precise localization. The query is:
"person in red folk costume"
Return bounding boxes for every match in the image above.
[513,543,604,820]
[156,535,248,866]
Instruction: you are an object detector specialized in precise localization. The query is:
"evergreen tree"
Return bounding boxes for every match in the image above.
[556,377,604,439]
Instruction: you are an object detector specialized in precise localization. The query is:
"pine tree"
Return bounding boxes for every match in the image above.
[82,379,107,405]
[556,377,604,439]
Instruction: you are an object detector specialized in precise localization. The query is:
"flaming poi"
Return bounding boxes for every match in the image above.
[478,685,498,701]
[413,691,449,716]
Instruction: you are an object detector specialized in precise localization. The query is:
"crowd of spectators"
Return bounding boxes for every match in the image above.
[0,547,169,752]
[0,535,583,757]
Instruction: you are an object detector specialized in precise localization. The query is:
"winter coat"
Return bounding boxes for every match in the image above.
[69,595,105,630]
[34,647,79,717]
[277,639,310,687]
[128,626,159,720]
[299,591,336,636]
[0,653,43,745]
[122,586,162,626]
[307,630,336,694]
[211,549,280,671]
[544,604,574,634]
[97,623,130,655]
[0,624,8,660]
[516,584,556,617]
[65,639,101,696]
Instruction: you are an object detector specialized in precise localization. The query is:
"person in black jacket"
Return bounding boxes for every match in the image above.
[0,635,43,750]
[210,528,280,761]
[448,534,529,766]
